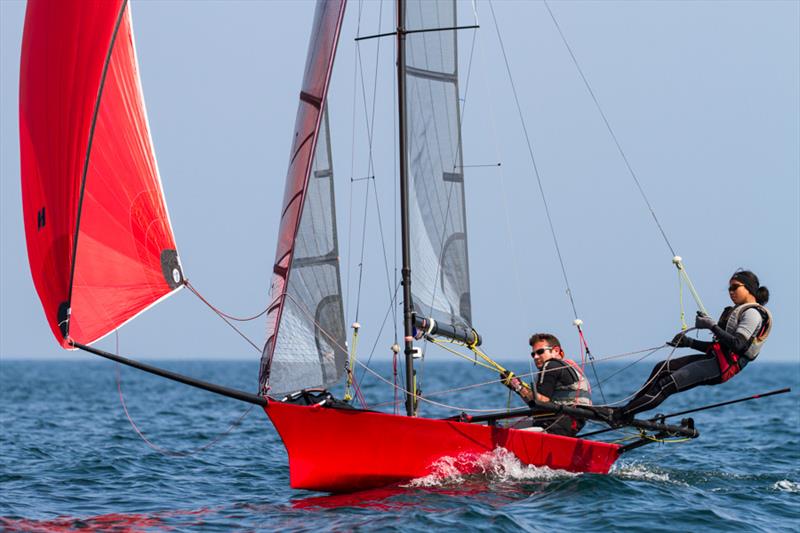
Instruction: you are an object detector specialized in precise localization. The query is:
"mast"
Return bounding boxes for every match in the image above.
[397,0,416,417]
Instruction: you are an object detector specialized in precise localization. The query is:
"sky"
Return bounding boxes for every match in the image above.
[1,0,798,367]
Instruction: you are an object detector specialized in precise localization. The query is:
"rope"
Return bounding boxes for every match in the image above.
[474,21,529,330]
[356,282,400,387]
[487,0,580,323]
[429,338,502,372]
[542,0,677,258]
[113,332,253,458]
[489,0,611,401]
[673,257,709,316]
[351,2,395,324]
[678,268,688,330]
[576,324,606,403]
[185,281,262,353]
[353,358,514,413]
[599,344,681,407]
[185,281,267,322]
[596,345,665,386]
[282,274,671,413]
[344,325,360,402]
[540,2,715,323]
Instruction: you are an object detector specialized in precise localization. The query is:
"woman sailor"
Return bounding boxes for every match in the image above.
[613,270,771,422]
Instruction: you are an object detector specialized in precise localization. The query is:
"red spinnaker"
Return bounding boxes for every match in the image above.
[265,402,621,493]
[20,0,182,348]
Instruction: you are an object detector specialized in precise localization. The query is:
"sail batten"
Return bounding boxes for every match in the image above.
[20,0,183,348]
[259,0,347,396]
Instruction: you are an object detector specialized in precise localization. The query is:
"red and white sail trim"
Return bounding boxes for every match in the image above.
[259,0,348,395]
[20,0,183,349]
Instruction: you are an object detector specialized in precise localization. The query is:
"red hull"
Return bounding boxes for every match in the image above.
[264,402,620,493]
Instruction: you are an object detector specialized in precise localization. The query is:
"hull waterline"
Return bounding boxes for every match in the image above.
[264,401,620,493]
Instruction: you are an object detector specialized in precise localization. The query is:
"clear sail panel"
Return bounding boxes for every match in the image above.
[259,0,346,395]
[405,0,472,329]
[262,108,347,396]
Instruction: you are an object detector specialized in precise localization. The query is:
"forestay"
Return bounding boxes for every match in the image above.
[403,0,473,331]
[19,0,182,348]
[259,0,348,396]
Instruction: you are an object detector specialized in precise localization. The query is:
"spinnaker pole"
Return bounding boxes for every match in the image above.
[397,0,415,417]
[74,342,266,406]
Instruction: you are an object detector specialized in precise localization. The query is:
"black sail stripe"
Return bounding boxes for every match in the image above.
[64,0,129,338]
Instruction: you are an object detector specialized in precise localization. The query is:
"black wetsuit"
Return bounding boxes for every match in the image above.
[619,351,722,418]
[517,360,587,437]
[619,307,762,418]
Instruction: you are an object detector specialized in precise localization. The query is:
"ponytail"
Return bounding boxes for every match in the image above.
[756,286,770,305]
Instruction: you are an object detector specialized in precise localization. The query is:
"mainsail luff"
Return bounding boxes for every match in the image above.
[404,0,473,332]
[259,0,348,396]
[20,0,183,348]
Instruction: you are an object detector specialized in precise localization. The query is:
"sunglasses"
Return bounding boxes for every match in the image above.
[531,346,554,356]
[728,284,744,292]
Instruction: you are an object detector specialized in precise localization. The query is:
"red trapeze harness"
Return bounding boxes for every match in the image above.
[710,304,772,383]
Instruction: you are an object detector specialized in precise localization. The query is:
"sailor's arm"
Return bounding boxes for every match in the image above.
[500,371,535,402]
[696,309,760,354]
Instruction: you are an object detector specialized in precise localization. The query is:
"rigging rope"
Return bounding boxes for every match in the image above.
[285,262,669,413]
[185,281,262,353]
[351,0,395,326]
[487,0,579,322]
[542,1,710,317]
[112,332,254,458]
[487,1,611,400]
[542,0,676,258]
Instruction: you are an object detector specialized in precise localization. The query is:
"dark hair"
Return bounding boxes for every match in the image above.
[529,333,561,348]
[731,269,769,305]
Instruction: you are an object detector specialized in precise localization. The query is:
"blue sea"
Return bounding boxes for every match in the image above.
[1,359,798,531]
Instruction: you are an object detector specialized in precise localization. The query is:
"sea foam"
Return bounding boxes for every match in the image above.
[406,447,576,487]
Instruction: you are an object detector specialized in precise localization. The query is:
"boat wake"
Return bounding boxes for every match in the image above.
[773,480,800,493]
[405,448,576,488]
[610,461,684,485]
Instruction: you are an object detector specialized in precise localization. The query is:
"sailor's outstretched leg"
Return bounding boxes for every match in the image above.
[614,353,721,422]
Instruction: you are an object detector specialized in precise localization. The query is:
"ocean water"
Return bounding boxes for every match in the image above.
[1,359,798,532]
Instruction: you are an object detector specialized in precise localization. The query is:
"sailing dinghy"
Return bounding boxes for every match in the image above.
[21,0,701,493]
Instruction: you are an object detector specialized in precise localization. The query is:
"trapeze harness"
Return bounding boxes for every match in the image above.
[543,359,593,407]
[712,303,772,382]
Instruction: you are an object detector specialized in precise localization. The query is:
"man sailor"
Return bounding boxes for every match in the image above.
[501,333,592,436]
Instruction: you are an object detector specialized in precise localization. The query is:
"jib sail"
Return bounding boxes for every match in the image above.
[259,0,348,396]
[403,0,473,332]
[19,0,183,348]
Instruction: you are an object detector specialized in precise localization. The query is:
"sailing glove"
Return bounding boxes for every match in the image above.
[695,312,716,330]
[667,332,693,348]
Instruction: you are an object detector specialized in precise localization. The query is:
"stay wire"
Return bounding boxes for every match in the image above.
[474,18,529,328]
[487,0,579,320]
[345,2,363,322]
[356,281,401,388]
[353,0,395,321]
[542,0,676,258]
